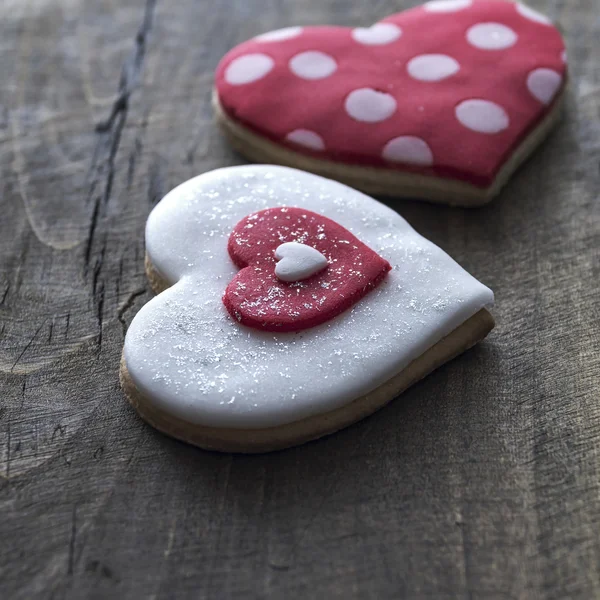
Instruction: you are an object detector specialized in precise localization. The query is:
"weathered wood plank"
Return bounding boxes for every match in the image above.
[0,0,599,598]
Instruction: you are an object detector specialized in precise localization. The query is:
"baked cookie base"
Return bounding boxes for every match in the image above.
[120,257,494,454]
[213,90,565,207]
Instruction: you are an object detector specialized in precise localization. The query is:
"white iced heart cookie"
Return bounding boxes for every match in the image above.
[274,242,328,282]
[120,165,495,453]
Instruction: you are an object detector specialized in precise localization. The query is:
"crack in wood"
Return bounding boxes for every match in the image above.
[83,0,157,277]
[117,288,147,337]
[96,284,105,350]
[0,282,9,306]
[10,320,47,373]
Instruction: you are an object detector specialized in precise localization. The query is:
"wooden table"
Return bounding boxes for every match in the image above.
[1,1,598,598]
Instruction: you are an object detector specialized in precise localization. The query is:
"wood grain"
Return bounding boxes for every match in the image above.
[0,0,598,598]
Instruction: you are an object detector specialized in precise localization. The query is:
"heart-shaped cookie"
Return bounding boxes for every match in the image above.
[223,207,392,331]
[121,165,495,452]
[214,0,567,205]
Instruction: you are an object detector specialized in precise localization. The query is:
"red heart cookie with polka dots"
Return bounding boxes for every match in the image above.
[214,0,567,206]
[223,207,392,332]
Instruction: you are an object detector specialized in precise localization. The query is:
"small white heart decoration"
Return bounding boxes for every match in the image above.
[274,242,328,282]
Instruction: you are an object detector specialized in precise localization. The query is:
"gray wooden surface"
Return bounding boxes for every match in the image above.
[1,0,598,598]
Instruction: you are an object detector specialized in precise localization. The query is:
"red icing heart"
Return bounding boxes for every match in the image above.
[223,207,392,331]
[215,0,567,188]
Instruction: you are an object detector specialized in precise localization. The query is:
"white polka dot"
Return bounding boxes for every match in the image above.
[285,129,326,151]
[561,49,567,63]
[382,136,434,166]
[424,0,472,12]
[407,54,460,82]
[516,3,552,25]
[225,54,274,85]
[345,89,397,123]
[455,99,509,134]
[467,23,518,50]
[352,23,402,45]
[289,51,337,80]
[254,26,303,42]
[527,68,562,105]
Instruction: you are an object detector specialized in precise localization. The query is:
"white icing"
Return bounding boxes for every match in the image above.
[466,23,518,50]
[225,54,274,85]
[289,51,337,80]
[382,136,434,166]
[255,27,303,42]
[527,68,562,105]
[352,23,402,45]
[124,166,494,429]
[274,242,328,282]
[285,129,326,151]
[345,88,397,123]
[424,0,472,13]
[455,99,509,134]
[407,54,460,82]
[516,3,552,25]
